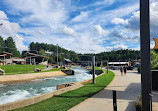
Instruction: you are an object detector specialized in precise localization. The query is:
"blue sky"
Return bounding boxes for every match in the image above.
[0,0,157,53]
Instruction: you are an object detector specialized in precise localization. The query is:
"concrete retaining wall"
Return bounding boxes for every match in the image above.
[61,70,74,75]
[0,83,83,111]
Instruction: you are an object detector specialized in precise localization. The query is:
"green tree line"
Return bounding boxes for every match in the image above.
[0,36,141,63]
[0,36,20,57]
[27,42,141,63]
[23,42,79,63]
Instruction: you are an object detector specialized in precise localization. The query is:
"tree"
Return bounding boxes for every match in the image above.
[151,50,158,69]
[0,36,5,53]
[5,37,20,57]
[39,49,45,55]
[29,42,37,51]
[48,57,53,63]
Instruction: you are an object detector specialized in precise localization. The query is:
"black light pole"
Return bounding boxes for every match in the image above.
[92,56,95,84]
[107,61,109,73]
[140,0,152,110]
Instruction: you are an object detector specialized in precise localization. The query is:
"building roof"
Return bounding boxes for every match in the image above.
[25,52,49,58]
[65,59,72,63]
[2,52,13,55]
[12,59,26,62]
[0,52,12,56]
[108,62,129,65]
[0,54,7,57]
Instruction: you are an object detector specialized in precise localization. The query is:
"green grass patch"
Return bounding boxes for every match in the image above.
[11,70,115,111]
[87,66,102,70]
[0,65,45,74]
[40,68,61,72]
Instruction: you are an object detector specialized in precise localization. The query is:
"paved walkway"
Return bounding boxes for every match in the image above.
[69,70,141,111]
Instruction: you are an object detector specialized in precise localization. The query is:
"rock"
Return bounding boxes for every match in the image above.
[35,68,41,72]
[0,68,5,75]
[56,83,74,90]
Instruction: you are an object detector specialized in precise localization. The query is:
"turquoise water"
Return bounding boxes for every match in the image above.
[0,67,92,105]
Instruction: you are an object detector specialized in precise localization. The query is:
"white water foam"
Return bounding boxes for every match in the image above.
[0,90,30,105]
[41,87,56,93]
[31,79,44,82]
[0,84,6,87]
[0,67,91,105]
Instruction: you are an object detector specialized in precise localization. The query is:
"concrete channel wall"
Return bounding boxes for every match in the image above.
[0,69,105,111]
[61,70,74,75]
[0,84,83,111]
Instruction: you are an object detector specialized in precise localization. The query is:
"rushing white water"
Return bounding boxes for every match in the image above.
[0,67,92,105]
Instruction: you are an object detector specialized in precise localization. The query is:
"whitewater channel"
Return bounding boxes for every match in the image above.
[0,67,92,105]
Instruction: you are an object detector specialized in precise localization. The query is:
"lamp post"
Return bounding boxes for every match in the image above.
[140,0,152,110]
[56,44,58,66]
[92,56,95,84]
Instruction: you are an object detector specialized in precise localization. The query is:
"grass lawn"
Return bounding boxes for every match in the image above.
[87,66,102,70]
[12,70,115,111]
[0,65,45,74]
[40,68,61,72]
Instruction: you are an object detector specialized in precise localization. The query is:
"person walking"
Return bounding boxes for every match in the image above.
[120,66,123,76]
[123,65,127,75]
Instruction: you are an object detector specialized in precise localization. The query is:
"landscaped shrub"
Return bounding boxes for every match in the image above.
[135,96,142,111]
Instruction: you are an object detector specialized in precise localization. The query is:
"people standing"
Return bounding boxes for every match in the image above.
[120,66,123,76]
[123,65,127,75]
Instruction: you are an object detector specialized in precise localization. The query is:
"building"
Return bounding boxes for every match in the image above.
[11,57,26,65]
[108,62,129,66]
[23,52,49,65]
[76,61,91,67]
[0,52,13,65]
[64,59,72,66]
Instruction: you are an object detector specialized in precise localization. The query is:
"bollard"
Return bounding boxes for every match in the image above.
[113,90,117,111]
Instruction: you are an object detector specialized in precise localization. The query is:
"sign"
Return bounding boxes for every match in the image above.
[153,38,158,49]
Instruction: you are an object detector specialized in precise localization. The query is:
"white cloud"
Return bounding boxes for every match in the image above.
[106,44,128,51]
[72,11,89,22]
[62,26,78,37]
[1,0,140,53]
[0,11,28,51]
[94,25,108,36]
[0,11,8,20]
[111,18,128,25]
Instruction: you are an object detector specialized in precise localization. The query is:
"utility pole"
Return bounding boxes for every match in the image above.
[101,61,102,70]
[92,56,95,84]
[107,61,109,73]
[140,0,152,110]
[34,58,36,72]
[57,44,58,66]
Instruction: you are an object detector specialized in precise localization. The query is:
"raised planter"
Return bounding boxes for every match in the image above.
[136,106,141,111]
[151,70,158,91]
